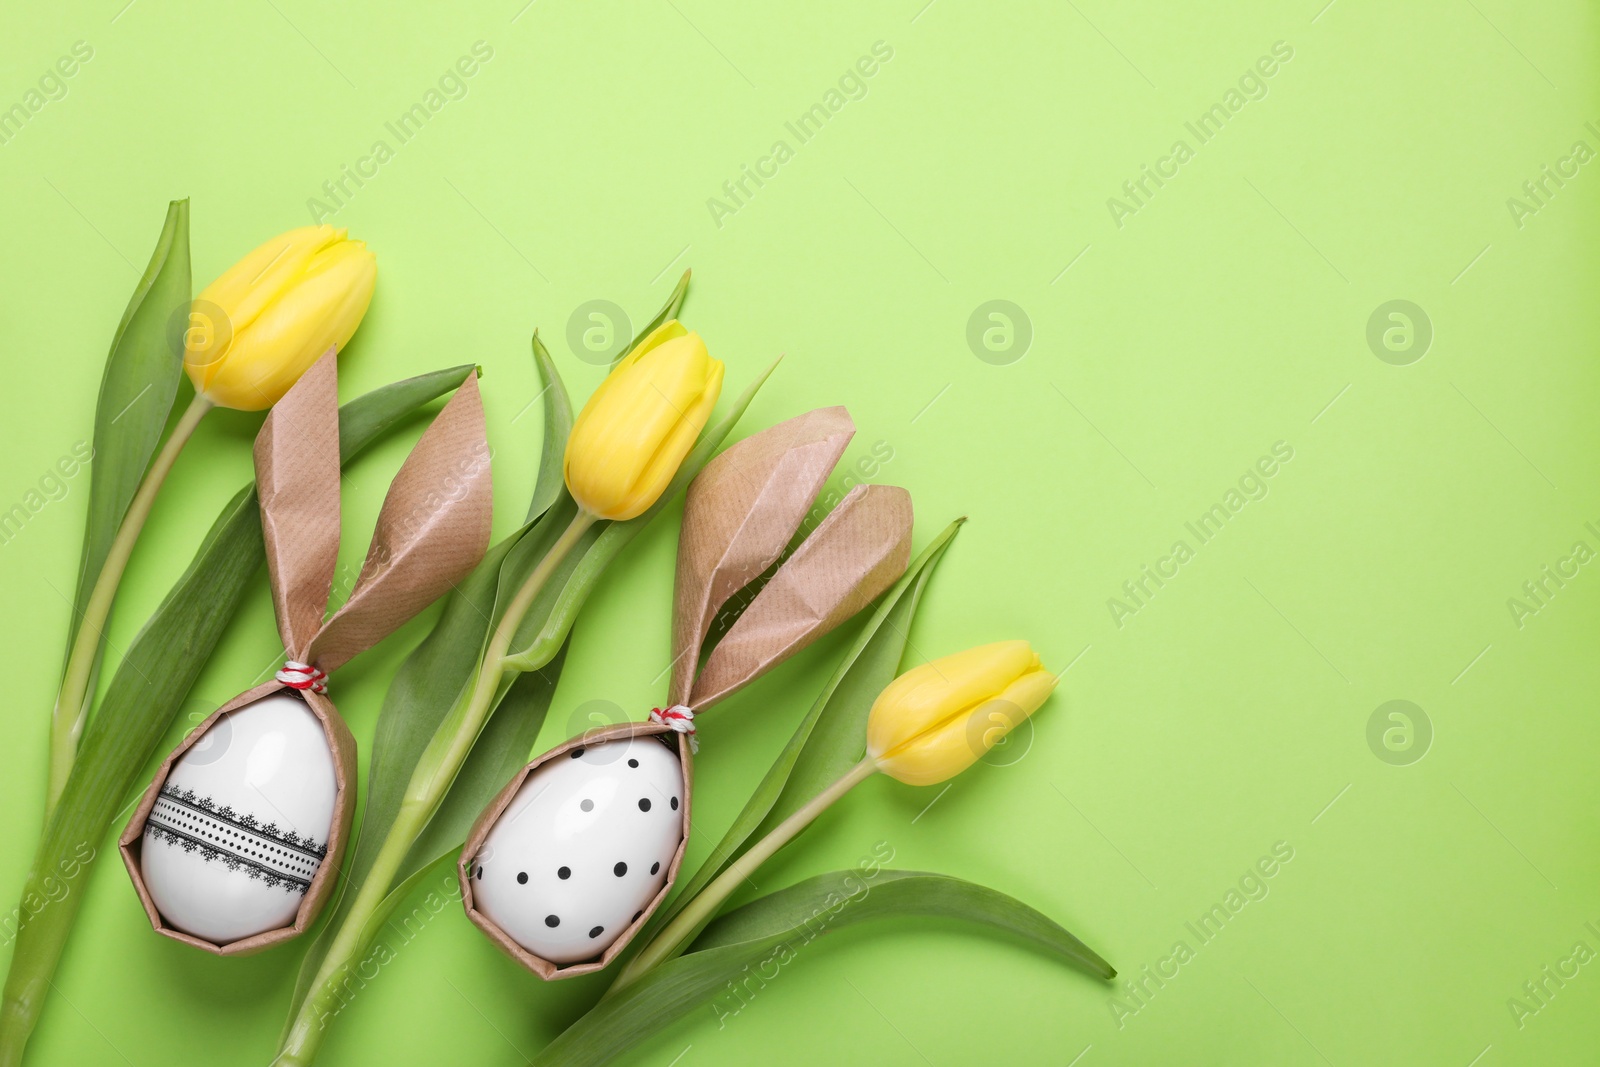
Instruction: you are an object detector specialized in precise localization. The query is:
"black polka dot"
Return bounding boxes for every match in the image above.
[545,914,560,928]
[476,866,483,880]
[638,798,651,812]
[570,748,584,759]
[614,861,627,877]
[650,862,660,875]
[580,799,594,812]
[670,797,679,810]
[557,866,571,880]
[632,910,643,922]
[516,871,528,885]
[589,925,604,939]
[628,758,639,768]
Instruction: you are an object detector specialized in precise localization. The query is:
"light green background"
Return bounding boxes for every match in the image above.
[2,0,1598,1064]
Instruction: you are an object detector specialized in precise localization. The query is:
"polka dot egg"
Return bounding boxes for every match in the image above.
[471,734,684,964]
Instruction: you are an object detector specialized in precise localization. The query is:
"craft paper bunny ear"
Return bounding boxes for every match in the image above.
[121,351,492,956]
[254,349,341,658]
[302,369,492,670]
[668,407,914,710]
[255,350,494,674]
[668,406,854,704]
[460,404,913,981]
[688,482,912,706]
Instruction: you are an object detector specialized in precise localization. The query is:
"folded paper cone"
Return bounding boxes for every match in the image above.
[122,351,492,953]
[460,406,914,977]
[459,721,694,980]
[118,681,356,955]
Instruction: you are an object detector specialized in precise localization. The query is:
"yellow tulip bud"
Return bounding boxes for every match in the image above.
[183,225,377,411]
[867,640,1058,786]
[563,319,725,521]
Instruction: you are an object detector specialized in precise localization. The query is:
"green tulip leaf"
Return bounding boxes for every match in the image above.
[60,199,191,734]
[279,638,570,1040]
[612,269,691,368]
[343,317,576,914]
[278,500,535,1034]
[0,365,477,1064]
[540,869,1113,1067]
[400,641,567,877]
[526,332,573,524]
[639,519,962,946]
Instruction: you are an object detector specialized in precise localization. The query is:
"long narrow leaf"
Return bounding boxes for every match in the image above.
[744,520,960,844]
[612,269,690,368]
[0,365,476,1062]
[60,199,191,730]
[641,519,961,942]
[400,642,567,876]
[694,869,1113,976]
[526,333,573,523]
[540,869,1112,1067]
[279,521,523,1032]
[281,635,566,1039]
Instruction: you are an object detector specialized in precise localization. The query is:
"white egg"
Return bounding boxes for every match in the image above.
[472,734,684,964]
[140,691,337,944]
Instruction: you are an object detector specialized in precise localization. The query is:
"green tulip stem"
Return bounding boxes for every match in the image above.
[46,391,214,818]
[274,507,598,1067]
[610,755,879,992]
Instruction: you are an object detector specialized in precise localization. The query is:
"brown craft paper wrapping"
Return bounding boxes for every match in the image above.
[121,350,492,954]
[463,406,913,978]
[117,681,356,956]
[668,406,854,706]
[671,410,913,711]
[458,722,694,980]
[690,482,913,707]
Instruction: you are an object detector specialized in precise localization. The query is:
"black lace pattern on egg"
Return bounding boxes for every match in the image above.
[143,785,326,894]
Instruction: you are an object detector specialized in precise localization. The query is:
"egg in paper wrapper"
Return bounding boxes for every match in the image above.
[470,734,685,963]
[139,692,336,943]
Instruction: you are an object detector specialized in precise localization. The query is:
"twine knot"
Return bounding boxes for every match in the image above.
[649,705,698,753]
[276,660,328,696]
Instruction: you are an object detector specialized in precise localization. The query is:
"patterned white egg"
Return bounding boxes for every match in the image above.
[140,691,336,944]
[472,734,684,964]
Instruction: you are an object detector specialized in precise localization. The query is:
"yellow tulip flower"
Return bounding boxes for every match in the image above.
[564,319,724,521]
[867,640,1058,786]
[619,635,1066,983]
[183,225,377,411]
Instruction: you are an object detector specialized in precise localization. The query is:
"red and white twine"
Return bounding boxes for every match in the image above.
[276,660,329,696]
[649,704,698,753]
